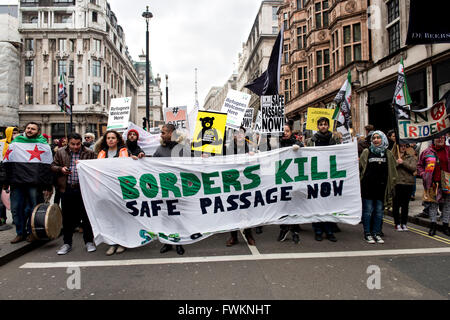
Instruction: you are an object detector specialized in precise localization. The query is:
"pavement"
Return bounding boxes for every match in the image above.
[0,180,443,267]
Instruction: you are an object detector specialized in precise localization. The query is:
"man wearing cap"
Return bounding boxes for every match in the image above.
[126,129,145,158]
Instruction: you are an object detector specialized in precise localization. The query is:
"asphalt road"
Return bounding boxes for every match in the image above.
[0,217,449,302]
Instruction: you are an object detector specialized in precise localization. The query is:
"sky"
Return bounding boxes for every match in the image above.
[1,0,266,108]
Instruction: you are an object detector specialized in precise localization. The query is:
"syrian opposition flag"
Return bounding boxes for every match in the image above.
[244,24,284,96]
[58,74,72,115]
[393,58,412,120]
[3,135,53,187]
[333,70,352,129]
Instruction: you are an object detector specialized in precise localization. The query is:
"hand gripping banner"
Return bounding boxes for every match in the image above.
[77,142,362,247]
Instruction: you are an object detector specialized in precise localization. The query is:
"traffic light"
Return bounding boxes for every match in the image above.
[142,117,147,130]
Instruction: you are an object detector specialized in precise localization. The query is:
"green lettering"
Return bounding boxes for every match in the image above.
[330,156,346,179]
[139,174,159,198]
[276,159,293,185]
[294,158,308,182]
[202,172,221,195]
[118,176,139,200]
[311,157,327,181]
[159,173,181,198]
[243,165,261,190]
[222,169,242,193]
[180,172,201,197]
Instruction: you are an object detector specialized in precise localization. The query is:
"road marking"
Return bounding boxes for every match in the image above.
[20,247,450,269]
[383,218,450,245]
[241,230,261,256]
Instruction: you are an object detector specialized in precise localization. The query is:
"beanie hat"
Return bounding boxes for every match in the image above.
[127,129,139,140]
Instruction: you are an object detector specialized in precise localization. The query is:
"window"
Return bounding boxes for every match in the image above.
[90,0,97,4]
[92,60,101,77]
[25,39,34,51]
[343,23,362,65]
[284,78,291,102]
[150,98,154,106]
[272,26,278,34]
[283,13,288,29]
[387,0,400,54]
[297,0,304,10]
[272,7,278,20]
[297,25,307,49]
[58,39,66,51]
[25,60,34,77]
[93,39,101,52]
[54,12,72,23]
[25,84,33,105]
[58,60,67,76]
[284,44,289,64]
[332,30,340,72]
[316,49,330,83]
[22,12,38,24]
[297,66,307,95]
[92,11,98,23]
[93,85,101,104]
[315,0,329,29]
[69,60,74,78]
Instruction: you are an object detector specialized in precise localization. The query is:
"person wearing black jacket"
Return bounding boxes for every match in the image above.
[306,117,339,242]
[126,129,145,158]
[278,123,303,244]
[224,127,257,247]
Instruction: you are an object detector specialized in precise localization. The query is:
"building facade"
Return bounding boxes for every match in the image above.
[0,5,20,136]
[133,52,164,129]
[18,0,140,139]
[281,0,450,135]
[203,74,238,112]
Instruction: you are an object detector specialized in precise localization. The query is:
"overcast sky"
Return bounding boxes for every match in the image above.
[1,0,265,108]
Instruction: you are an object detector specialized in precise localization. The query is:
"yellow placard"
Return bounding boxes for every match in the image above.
[191,110,227,154]
[306,108,336,132]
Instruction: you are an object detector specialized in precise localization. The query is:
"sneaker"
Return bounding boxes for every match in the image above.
[292,232,300,244]
[115,245,126,254]
[57,244,72,255]
[175,245,185,255]
[160,244,173,254]
[315,233,323,241]
[374,235,384,244]
[364,234,375,244]
[395,225,403,232]
[401,224,408,231]
[277,229,289,242]
[85,242,96,253]
[106,245,117,256]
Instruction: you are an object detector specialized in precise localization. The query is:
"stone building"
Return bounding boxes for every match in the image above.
[281,0,450,134]
[203,74,238,112]
[133,52,164,129]
[0,5,20,137]
[18,0,140,139]
[203,86,221,111]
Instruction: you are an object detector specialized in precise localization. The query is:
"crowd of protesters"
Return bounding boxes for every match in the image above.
[0,118,449,258]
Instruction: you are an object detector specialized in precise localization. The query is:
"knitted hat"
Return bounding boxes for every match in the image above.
[127,129,139,140]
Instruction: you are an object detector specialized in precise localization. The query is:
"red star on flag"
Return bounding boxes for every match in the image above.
[4,148,12,160]
[27,145,46,161]
[396,94,402,101]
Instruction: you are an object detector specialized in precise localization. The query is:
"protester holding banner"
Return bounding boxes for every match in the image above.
[96,130,129,255]
[126,129,145,159]
[155,124,185,255]
[4,122,54,244]
[392,143,417,231]
[51,133,97,255]
[359,131,397,244]
[277,123,302,244]
[306,117,340,242]
[224,126,257,247]
[417,136,450,236]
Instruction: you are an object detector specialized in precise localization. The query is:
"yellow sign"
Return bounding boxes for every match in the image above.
[191,110,227,154]
[306,108,336,132]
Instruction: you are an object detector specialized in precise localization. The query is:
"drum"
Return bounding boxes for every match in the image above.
[31,203,62,240]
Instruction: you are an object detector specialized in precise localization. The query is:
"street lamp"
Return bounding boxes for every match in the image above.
[165,74,169,109]
[142,6,153,131]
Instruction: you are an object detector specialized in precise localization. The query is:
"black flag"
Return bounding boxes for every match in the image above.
[244,25,284,96]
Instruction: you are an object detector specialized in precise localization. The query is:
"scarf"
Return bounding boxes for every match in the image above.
[369,130,389,157]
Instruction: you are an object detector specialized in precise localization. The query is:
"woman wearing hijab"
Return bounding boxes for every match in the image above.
[359,131,397,244]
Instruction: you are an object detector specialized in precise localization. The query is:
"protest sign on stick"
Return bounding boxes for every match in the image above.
[260,95,285,134]
[221,90,251,130]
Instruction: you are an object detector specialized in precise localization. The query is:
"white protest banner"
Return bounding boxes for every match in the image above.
[221,89,251,130]
[260,95,285,133]
[122,122,160,156]
[164,106,189,131]
[337,126,352,144]
[254,111,262,133]
[107,97,132,131]
[78,142,361,248]
[241,108,254,129]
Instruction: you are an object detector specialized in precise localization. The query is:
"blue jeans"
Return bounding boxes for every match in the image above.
[10,186,39,236]
[362,199,384,236]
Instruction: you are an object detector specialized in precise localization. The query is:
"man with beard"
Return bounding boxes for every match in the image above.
[125,129,145,159]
